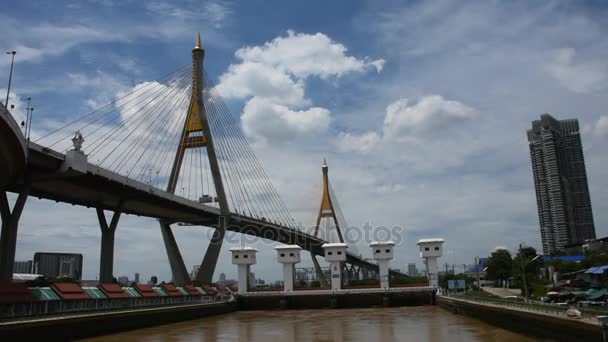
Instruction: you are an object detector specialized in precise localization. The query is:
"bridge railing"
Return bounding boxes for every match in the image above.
[0,295,226,319]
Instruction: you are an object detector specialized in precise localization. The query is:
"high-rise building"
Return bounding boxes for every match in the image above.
[117,275,129,285]
[249,272,256,288]
[219,272,226,283]
[14,260,33,274]
[407,263,417,277]
[33,252,83,280]
[134,272,140,284]
[190,265,200,281]
[528,114,596,254]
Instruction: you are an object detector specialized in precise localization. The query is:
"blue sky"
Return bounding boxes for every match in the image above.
[2,0,608,283]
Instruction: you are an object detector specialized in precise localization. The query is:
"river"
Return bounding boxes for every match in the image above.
[82,306,542,341]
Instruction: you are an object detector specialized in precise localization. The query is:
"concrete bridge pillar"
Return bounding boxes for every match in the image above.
[230,247,257,293]
[0,188,29,281]
[96,208,121,283]
[322,243,348,291]
[159,221,191,286]
[275,245,302,292]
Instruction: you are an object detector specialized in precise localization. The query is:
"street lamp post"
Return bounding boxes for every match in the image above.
[5,51,16,108]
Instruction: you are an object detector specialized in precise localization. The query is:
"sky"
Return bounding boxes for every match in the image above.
[2,0,608,283]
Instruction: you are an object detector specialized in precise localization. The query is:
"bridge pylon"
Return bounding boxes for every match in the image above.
[311,159,345,286]
[160,33,230,286]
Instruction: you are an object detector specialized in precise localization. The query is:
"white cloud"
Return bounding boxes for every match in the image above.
[234,30,384,79]
[241,97,330,143]
[593,116,608,138]
[1,89,28,128]
[545,48,608,94]
[203,0,233,29]
[217,62,307,106]
[335,95,476,153]
[383,96,475,140]
[0,16,125,65]
[68,71,130,109]
[335,131,381,154]
[217,31,384,143]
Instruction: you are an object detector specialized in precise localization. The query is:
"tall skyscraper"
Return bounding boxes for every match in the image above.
[14,260,33,274]
[407,263,417,277]
[33,252,83,280]
[527,114,596,254]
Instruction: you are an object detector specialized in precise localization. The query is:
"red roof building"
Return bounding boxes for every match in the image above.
[0,281,36,304]
[184,284,202,296]
[160,283,182,297]
[202,284,216,296]
[133,284,159,297]
[50,283,91,300]
[98,283,129,299]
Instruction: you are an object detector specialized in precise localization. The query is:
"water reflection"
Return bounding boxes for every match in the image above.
[82,307,539,342]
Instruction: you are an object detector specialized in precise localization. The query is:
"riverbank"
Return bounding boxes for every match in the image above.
[0,300,236,340]
[438,296,602,341]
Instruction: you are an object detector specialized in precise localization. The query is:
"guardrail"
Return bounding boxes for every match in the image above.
[0,295,232,320]
[449,294,607,322]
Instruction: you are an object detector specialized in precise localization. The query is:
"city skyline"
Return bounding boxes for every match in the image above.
[1,1,608,282]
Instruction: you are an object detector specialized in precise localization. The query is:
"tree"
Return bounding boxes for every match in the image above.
[513,245,541,299]
[486,248,512,283]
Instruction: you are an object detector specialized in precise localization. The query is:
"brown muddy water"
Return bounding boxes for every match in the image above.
[82,306,544,341]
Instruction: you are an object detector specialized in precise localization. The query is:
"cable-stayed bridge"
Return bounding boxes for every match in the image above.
[0,34,405,285]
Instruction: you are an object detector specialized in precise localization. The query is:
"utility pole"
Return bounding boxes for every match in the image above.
[519,243,529,303]
[5,51,16,107]
[474,256,480,290]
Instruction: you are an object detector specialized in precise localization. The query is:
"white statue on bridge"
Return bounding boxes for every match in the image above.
[72,131,85,152]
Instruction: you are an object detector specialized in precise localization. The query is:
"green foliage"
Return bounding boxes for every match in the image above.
[544,260,583,274]
[486,249,512,282]
[24,276,50,287]
[349,279,379,286]
[582,251,608,268]
[309,280,321,288]
[512,246,542,297]
[52,276,79,283]
[392,276,428,285]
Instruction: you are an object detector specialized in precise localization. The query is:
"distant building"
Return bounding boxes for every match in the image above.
[117,275,129,285]
[219,272,226,283]
[190,265,200,281]
[407,263,417,277]
[528,114,596,254]
[134,272,140,284]
[33,252,83,280]
[14,260,33,274]
[249,272,256,287]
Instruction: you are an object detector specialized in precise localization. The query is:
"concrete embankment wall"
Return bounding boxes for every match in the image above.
[438,296,601,341]
[238,290,435,310]
[0,301,236,340]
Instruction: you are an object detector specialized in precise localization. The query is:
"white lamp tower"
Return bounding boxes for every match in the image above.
[275,245,302,292]
[322,242,348,291]
[370,240,395,289]
[230,246,257,293]
[417,238,444,288]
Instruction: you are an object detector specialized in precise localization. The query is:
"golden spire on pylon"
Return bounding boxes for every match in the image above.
[195,32,202,50]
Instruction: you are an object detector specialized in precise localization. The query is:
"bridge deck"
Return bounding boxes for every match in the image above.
[4,141,405,277]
